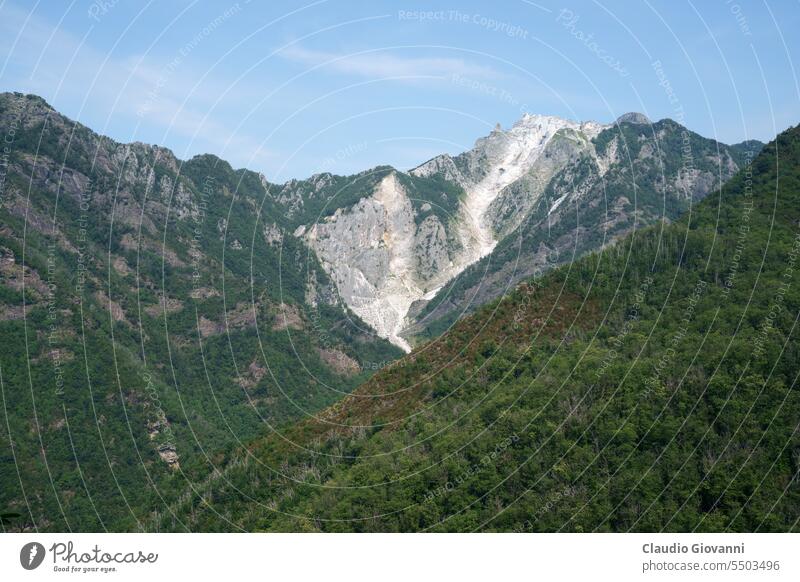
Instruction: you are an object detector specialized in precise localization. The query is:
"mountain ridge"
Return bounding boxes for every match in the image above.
[289,110,761,351]
[154,121,800,533]
[0,92,778,532]
[1,93,760,354]
[0,91,401,531]
[403,116,762,343]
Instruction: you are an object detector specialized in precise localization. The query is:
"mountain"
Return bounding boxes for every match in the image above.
[402,115,761,342]
[292,115,611,351]
[154,123,800,532]
[0,92,783,532]
[264,110,760,351]
[0,93,401,531]
[277,112,761,352]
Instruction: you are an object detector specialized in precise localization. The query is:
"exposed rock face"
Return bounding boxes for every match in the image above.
[411,154,466,186]
[413,214,452,281]
[157,443,179,469]
[9,90,750,356]
[293,112,761,348]
[303,173,455,351]
[484,126,599,239]
[615,111,651,125]
[301,114,611,350]
[404,117,761,341]
[189,109,754,351]
[263,222,283,245]
[439,115,607,268]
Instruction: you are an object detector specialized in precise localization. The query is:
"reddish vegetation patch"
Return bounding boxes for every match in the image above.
[258,283,599,455]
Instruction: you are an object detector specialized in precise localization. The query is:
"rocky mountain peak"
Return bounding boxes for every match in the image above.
[615,111,651,125]
[308,112,615,349]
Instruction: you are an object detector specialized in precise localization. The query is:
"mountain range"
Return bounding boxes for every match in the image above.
[2,91,794,533]
[156,121,800,532]
[281,108,758,351]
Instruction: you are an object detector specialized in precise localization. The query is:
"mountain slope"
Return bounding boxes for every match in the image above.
[280,111,760,351]
[405,117,761,342]
[158,123,800,532]
[0,93,401,531]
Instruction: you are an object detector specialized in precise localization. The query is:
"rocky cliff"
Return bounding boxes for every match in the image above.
[292,111,759,349]
[302,172,456,350]
[402,115,761,342]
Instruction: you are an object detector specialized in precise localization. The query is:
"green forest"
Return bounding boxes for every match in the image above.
[1,91,798,533]
[0,93,400,531]
[154,123,800,532]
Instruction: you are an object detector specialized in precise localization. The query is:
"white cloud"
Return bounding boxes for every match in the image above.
[279,45,500,80]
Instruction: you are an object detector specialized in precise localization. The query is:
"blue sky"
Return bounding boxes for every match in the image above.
[1,0,798,181]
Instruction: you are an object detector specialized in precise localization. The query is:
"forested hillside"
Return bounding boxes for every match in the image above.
[158,123,800,532]
[0,93,400,531]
